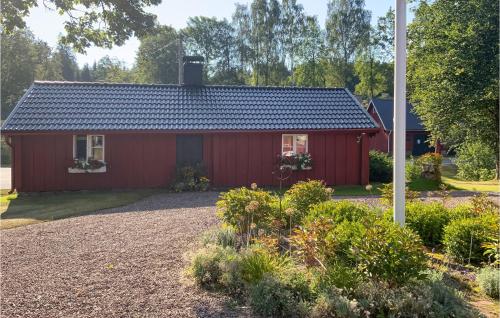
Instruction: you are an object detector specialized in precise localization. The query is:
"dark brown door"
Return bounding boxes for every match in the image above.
[176,135,203,166]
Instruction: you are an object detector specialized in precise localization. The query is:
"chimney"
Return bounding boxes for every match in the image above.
[181,56,204,86]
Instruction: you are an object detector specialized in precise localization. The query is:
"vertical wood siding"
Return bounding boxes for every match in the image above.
[12,131,369,192]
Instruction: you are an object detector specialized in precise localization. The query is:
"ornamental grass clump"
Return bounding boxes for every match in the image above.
[477,267,500,299]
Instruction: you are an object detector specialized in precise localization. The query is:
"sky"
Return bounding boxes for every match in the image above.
[25,0,412,68]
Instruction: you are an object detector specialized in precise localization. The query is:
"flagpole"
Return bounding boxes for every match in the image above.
[393,0,406,226]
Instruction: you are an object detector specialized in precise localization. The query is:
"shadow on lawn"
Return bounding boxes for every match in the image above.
[0,190,221,229]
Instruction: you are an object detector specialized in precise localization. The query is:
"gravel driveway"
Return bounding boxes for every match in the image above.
[1,192,251,318]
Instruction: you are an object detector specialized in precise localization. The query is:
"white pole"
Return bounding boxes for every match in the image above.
[393,0,406,226]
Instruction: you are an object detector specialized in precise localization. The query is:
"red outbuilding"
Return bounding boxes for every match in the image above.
[1,60,378,192]
[367,98,437,155]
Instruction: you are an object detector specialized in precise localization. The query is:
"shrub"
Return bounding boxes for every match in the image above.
[405,201,450,246]
[310,291,360,318]
[352,271,478,317]
[406,157,421,182]
[443,214,499,264]
[249,273,311,318]
[477,267,500,299]
[202,226,237,248]
[456,139,497,181]
[369,150,392,182]
[284,180,331,224]
[216,187,274,239]
[172,163,210,192]
[351,220,427,286]
[416,153,443,181]
[190,245,240,289]
[305,200,376,225]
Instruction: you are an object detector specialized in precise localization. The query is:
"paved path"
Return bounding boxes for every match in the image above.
[0,167,11,190]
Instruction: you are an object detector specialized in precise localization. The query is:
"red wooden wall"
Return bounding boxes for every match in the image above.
[10,131,370,192]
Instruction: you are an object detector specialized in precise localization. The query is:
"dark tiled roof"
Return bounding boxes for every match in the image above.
[369,98,425,131]
[2,81,378,132]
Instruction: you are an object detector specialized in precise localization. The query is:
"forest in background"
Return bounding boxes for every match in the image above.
[1,0,395,120]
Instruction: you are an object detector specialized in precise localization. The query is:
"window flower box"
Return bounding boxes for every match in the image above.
[279,153,313,171]
[68,166,107,173]
[68,158,107,173]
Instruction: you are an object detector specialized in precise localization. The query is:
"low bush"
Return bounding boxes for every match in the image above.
[313,262,363,292]
[352,271,478,318]
[443,214,499,264]
[406,157,421,182]
[369,150,392,182]
[216,187,274,240]
[416,153,443,182]
[284,180,332,224]
[455,139,497,181]
[305,200,376,225]
[202,226,237,248]
[172,164,210,192]
[310,291,360,318]
[249,273,311,318]
[379,182,419,206]
[405,201,450,246]
[190,245,240,289]
[477,267,500,299]
[351,220,427,286]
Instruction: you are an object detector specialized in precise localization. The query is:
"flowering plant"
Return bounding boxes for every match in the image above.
[71,158,106,170]
[279,152,312,170]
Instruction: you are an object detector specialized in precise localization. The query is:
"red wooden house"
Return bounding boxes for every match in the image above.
[367,98,435,155]
[1,60,378,192]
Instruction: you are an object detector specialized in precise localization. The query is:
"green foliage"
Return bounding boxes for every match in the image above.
[2,0,160,53]
[313,262,363,292]
[406,157,421,182]
[172,164,210,192]
[284,180,331,224]
[369,150,392,183]
[202,227,237,248]
[310,291,360,318]
[190,245,240,289]
[249,273,310,318]
[379,182,419,206]
[352,271,478,318]
[443,214,499,264]
[405,201,450,246]
[239,249,286,285]
[416,153,442,182]
[456,139,497,181]
[216,187,274,236]
[408,0,499,176]
[352,220,427,286]
[306,200,375,225]
[477,267,500,299]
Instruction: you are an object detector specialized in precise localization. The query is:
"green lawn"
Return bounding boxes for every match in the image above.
[442,165,499,193]
[0,189,159,230]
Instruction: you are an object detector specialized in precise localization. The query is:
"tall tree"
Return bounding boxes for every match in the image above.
[280,0,306,84]
[375,8,395,62]
[134,26,179,84]
[53,43,79,81]
[80,64,93,81]
[294,16,327,87]
[408,0,499,176]
[2,0,161,52]
[325,0,371,90]
[92,56,132,82]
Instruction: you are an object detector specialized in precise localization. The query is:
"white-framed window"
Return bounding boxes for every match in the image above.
[282,134,308,155]
[73,135,105,161]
